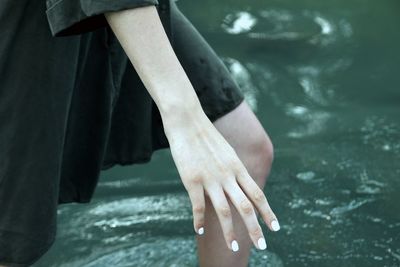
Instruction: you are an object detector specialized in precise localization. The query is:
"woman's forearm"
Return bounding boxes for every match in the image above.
[105,5,203,124]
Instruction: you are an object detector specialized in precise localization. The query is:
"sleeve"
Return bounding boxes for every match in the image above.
[45,0,159,37]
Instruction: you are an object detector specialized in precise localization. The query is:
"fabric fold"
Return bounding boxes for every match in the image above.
[46,0,159,36]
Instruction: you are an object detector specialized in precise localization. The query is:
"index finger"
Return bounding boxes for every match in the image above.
[236,172,280,232]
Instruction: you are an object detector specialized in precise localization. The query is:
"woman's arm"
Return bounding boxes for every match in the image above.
[105,5,279,251]
[105,5,199,121]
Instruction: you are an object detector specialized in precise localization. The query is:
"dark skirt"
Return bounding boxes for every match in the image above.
[0,0,244,265]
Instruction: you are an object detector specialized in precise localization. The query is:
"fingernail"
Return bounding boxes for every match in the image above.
[231,240,239,252]
[271,220,280,231]
[197,227,204,235]
[257,237,267,250]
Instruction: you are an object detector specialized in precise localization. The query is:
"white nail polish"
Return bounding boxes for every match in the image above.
[258,237,267,250]
[198,227,204,235]
[271,220,280,231]
[231,240,239,252]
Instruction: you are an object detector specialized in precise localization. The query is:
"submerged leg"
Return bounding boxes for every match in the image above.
[197,100,274,267]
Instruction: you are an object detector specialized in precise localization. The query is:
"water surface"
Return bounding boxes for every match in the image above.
[34,0,400,266]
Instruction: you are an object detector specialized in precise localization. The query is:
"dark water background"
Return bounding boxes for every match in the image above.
[34,0,400,266]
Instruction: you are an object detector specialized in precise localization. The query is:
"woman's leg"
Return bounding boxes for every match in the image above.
[197,100,274,267]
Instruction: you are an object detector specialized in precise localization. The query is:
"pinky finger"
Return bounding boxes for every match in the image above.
[187,186,206,235]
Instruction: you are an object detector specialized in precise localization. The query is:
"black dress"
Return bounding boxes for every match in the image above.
[0,0,245,265]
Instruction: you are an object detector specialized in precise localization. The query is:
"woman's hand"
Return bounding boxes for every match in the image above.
[105,5,279,251]
[162,107,280,251]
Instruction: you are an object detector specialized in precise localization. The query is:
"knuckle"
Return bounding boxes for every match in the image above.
[232,161,245,174]
[254,188,266,203]
[215,159,235,176]
[217,164,230,176]
[190,174,203,185]
[221,176,236,186]
[218,206,231,218]
[193,205,205,214]
[250,226,263,237]
[240,199,254,215]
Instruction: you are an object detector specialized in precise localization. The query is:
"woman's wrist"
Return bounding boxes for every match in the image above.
[105,5,209,135]
[160,97,206,129]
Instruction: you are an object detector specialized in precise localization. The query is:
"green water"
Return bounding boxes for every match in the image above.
[34,0,400,266]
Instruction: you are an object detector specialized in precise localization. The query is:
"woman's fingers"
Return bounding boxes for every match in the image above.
[186,185,206,235]
[223,182,267,250]
[236,171,280,232]
[206,185,239,252]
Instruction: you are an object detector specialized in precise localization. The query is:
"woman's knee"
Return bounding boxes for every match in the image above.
[212,101,274,188]
[251,132,274,189]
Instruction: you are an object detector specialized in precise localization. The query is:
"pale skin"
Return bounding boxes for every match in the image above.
[105,4,280,265]
[0,4,278,267]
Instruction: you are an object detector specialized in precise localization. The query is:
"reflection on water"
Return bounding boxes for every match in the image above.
[35,0,400,266]
[362,116,400,154]
[222,12,257,35]
[224,58,259,111]
[39,188,283,266]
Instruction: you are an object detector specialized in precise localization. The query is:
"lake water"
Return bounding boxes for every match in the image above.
[34,0,400,266]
